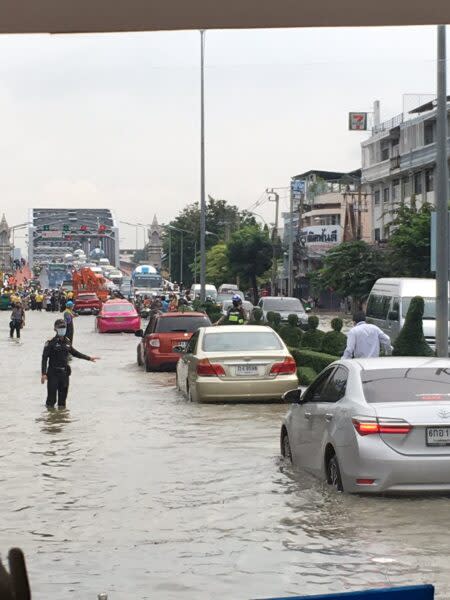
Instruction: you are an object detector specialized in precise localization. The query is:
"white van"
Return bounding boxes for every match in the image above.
[366,278,447,348]
[190,284,218,300]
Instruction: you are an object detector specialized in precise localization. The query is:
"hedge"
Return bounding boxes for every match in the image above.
[289,348,338,373]
[297,366,317,386]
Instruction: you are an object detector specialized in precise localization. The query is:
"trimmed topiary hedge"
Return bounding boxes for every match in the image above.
[297,366,317,386]
[289,348,338,373]
[321,319,347,356]
[393,296,434,357]
[279,314,303,347]
[302,315,326,350]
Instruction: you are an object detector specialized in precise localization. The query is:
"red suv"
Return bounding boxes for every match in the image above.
[74,292,102,315]
[136,312,211,372]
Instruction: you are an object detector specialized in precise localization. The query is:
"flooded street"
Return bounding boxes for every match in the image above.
[1,310,450,599]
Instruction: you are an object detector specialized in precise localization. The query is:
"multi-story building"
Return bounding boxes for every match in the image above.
[361,97,450,241]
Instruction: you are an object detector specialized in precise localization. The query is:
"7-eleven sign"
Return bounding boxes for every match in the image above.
[349,112,368,131]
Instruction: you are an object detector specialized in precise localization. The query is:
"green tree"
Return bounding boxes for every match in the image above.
[386,204,432,277]
[311,240,387,308]
[204,243,233,288]
[227,226,273,302]
[162,197,256,285]
[392,296,433,356]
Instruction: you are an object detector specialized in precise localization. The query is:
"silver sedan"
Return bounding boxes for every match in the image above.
[281,357,450,494]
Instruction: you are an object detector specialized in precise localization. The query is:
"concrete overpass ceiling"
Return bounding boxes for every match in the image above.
[0,0,448,34]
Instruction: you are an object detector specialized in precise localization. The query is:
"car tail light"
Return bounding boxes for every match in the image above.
[356,478,375,485]
[270,356,297,375]
[148,338,160,348]
[197,359,225,377]
[352,416,412,436]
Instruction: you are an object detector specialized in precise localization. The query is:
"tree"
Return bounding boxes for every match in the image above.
[392,296,433,356]
[204,243,233,288]
[162,197,256,285]
[311,240,387,308]
[227,226,273,302]
[386,204,432,277]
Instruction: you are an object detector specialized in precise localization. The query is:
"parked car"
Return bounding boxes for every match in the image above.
[136,311,211,372]
[96,299,141,333]
[281,356,450,494]
[218,283,239,293]
[176,325,298,403]
[257,296,308,325]
[216,290,245,303]
[366,278,449,349]
[74,292,101,315]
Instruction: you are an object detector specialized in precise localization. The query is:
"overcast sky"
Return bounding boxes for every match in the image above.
[0,25,441,248]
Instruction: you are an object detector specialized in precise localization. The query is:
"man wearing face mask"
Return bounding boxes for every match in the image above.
[41,318,99,408]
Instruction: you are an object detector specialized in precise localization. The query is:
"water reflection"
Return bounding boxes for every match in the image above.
[37,408,72,435]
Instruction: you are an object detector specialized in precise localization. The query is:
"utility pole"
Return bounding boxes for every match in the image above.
[288,183,294,297]
[180,231,184,284]
[199,29,206,302]
[267,188,279,294]
[435,25,449,357]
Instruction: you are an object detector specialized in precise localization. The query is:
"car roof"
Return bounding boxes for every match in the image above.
[341,357,450,371]
[261,296,300,301]
[203,325,274,333]
[105,298,132,303]
[371,277,438,296]
[158,311,208,318]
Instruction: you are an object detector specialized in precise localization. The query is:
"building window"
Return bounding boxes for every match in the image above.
[425,170,434,193]
[383,188,390,203]
[402,177,410,199]
[374,228,381,242]
[381,143,389,161]
[424,122,434,145]
[414,172,423,195]
[392,179,400,201]
[374,190,380,205]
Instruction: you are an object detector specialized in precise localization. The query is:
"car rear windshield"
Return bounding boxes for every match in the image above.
[155,316,211,333]
[361,368,450,403]
[203,331,283,352]
[103,304,133,313]
[263,298,303,311]
[77,294,97,300]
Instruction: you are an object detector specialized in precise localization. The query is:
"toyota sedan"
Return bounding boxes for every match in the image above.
[96,299,140,333]
[281,357,450,494]
[176,325,298,403]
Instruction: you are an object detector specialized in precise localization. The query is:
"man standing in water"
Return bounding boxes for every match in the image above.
[41,318,99,408]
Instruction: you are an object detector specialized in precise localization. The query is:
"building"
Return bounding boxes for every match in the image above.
[28,208,120,267]
[361,97,450,241]
[280,170,370,285]
[0,214,12,270]
[145,215,162,270]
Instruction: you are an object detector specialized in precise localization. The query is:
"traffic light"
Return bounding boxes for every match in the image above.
[98,224,107,234]
[80,224,89,232]
[43,224,49,231]
[63,224,69,232]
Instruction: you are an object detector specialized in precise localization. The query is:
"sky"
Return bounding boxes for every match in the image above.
[0,25,442,249]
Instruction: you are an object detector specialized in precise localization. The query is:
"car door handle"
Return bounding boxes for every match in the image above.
[304,412,312,419]
[325,413,333,422]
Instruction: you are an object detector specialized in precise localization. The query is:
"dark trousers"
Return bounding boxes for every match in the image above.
[66,323,74,343]
[10,320,21,338]
[46,369,70,407]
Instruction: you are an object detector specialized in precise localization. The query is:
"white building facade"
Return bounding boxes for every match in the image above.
[361,98,450,241]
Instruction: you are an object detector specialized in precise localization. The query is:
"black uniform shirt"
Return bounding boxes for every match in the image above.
[41,335,90,375]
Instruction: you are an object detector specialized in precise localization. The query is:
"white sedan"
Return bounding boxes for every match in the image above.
[176,325,298,403]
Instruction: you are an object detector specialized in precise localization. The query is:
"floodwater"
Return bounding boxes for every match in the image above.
[1,310,450,599]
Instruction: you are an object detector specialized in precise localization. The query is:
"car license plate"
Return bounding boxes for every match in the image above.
[426,427,450,446]
[115,317,125,322]
[236,364,258,375]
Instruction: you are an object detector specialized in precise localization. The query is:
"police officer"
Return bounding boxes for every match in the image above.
[41,318,99,408]
[216,294,246,325]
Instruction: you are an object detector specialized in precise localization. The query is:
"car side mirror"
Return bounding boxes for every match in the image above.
[388,310,399,321]
[135,329,144,337]
[172,345,185,353]
[282,388,303,403]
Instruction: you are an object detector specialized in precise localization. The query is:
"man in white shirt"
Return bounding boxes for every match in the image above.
[342,311,392,359]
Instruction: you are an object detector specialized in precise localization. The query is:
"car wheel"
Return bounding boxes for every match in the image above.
[137,346,143,367]
[327,454,343,492]
[281,431,292,462]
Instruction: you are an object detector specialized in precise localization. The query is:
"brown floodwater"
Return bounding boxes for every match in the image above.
[1,311,449,599]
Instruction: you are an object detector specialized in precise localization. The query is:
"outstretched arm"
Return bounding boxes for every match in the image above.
[69,346,99,362]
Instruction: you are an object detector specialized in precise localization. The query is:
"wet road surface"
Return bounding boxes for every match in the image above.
[1,310,450,599]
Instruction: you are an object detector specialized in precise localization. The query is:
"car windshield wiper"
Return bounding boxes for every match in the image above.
[170,329,188,332]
